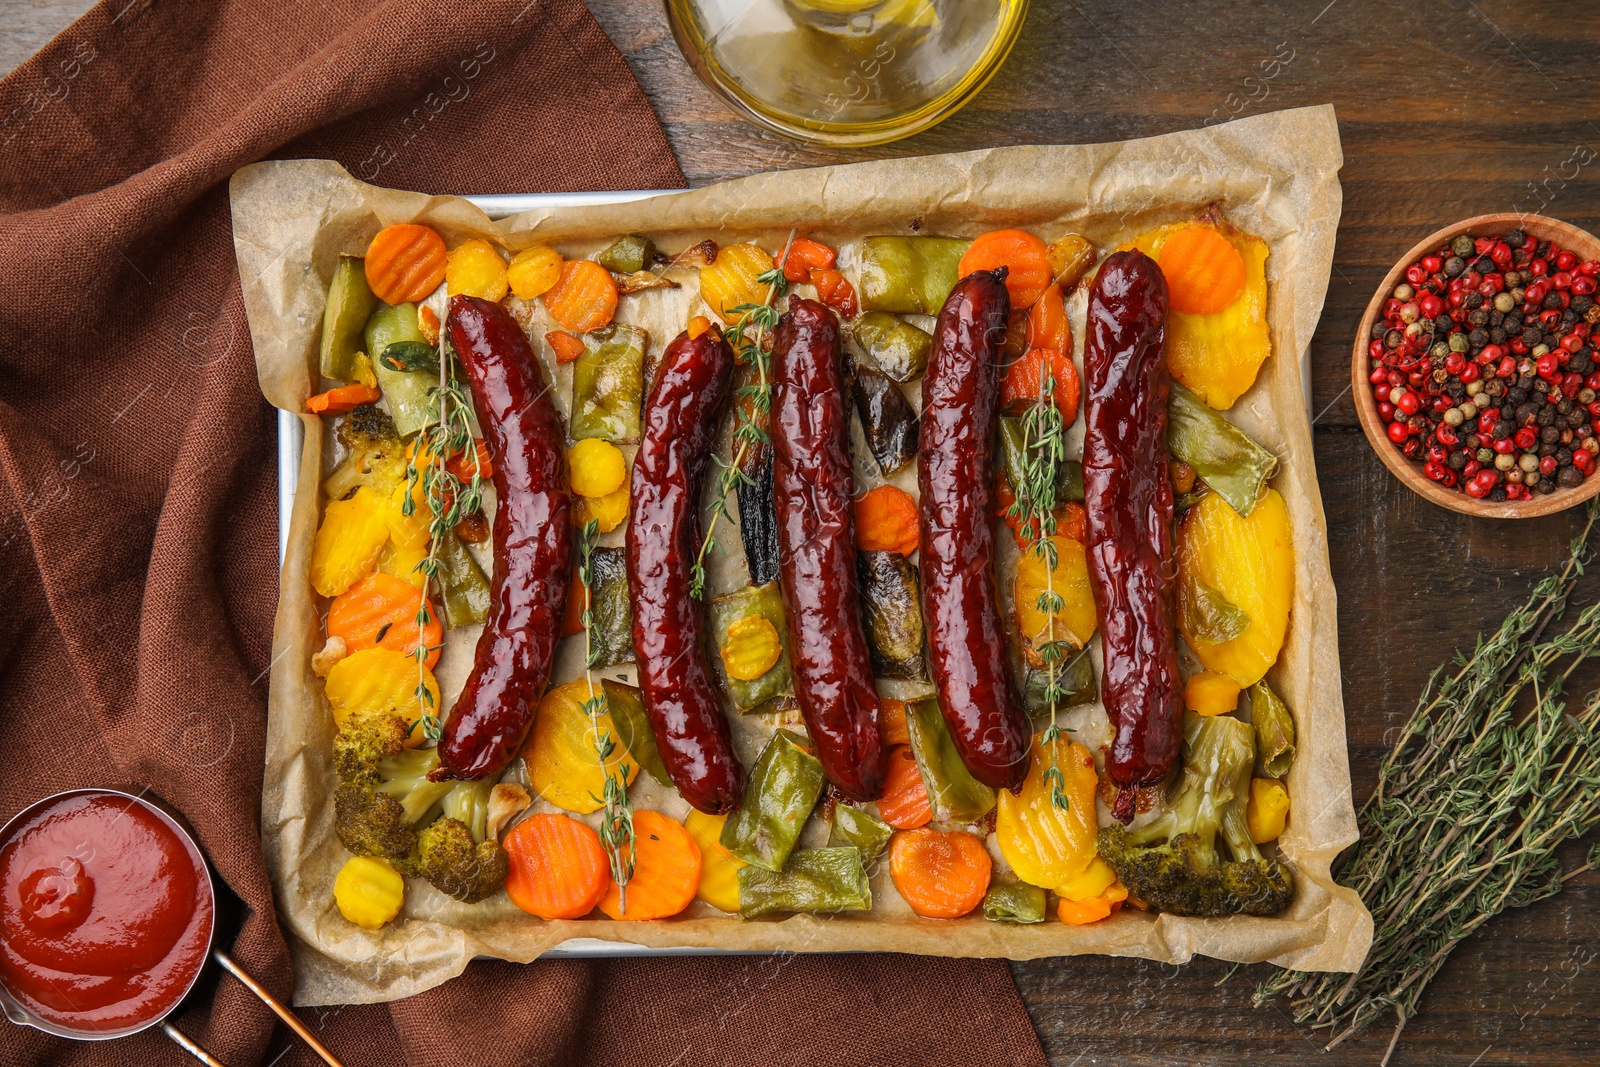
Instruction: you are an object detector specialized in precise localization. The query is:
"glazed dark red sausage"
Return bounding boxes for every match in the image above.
[918,270,1031,793]
[628,329,745,814]
[771,299,886,802]
[1082,250,1182,822]
[437,295,571,780]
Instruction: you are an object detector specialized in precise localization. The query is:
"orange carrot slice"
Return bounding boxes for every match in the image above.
[1025,283,1069,353]
[1157,225,1247,315]
[1001,348,1080,423]
[546,330,587,365]
[877,745,932,830]
[364,223,447,304]
[504,813,610,920]
[854,485,919,556]
[597,809,701,920]
[307,383,381,415]
[326,572,442,669]
[958,229,1053,310]
[878,698,910,748]
[889,827,992,919]
[544,259,618,333]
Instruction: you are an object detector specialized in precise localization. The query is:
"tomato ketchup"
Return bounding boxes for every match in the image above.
[0,791,212,1033]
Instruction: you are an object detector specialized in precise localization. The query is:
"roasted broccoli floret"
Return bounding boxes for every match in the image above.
[331,712,510,903]
[413,779,508,903]
[1097,713,1294,918]
[324,405,408,501]
[332,713,453,863]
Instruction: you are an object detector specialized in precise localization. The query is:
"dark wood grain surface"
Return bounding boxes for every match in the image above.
[578,2,1600,1064]
[5,0,1596,1062]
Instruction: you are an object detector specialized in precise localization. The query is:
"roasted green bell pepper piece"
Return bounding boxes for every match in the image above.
[595,235,656,275]
[856,236,970,315]
[856,549,928,681]
[436,530,490,628]
[852,311,932,382]
[848,357,918,476]
[571,323,648,444]
[584,546,633,669]
[1180,569,1250,645]
[710,582,796,714]
[1019,643,1096,715]
[364,303,435,437]
[1250,679,1296,779]
[982,880,1047,924]
[998,417,1084,505]
[905,698,996,824]
[1167,382,1277,517]
[319,255,378,382]
[827,802,892,870]
[737,847,872,919]
[601,679,672,787]
[721,729,824,872]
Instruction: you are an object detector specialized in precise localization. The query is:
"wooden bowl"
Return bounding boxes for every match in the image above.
[1352,213,1600,518]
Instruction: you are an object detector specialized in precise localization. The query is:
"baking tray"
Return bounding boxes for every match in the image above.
[272,186,1317,961]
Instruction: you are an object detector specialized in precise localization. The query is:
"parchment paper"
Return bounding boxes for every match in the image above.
[232,104,1372,1007]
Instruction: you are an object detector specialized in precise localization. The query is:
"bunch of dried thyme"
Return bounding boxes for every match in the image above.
[1256,501,1600,1064]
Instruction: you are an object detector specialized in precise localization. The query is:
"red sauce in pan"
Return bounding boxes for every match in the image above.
[0,792,212,1033]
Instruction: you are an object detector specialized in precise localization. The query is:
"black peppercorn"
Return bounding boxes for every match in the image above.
[1534,378,1551,395]
[1541,442,1559,457]
[1508,387,1528,405]
[1518,374,1536,390]
[1506,228,1525,247]
[1562,309,1580,327]
[1522,326,1542,344]
[1436,314,1454,333]
[1492,418,1514,439]
[1472,255,1494,274]
[1560,466,1585,488]
[1557,448,1574,465]
[1545,292,1564,310]
[1574,295,1594,315]
[1464,292,1485,310]
[1386,329,1405,348]
[1516,401,1538,423]
[1489,486,1508,502]
[1371,321,1387,341]
[1540,477,1557,494]
[1469,327,1490,346]
[1558,399,1575,416]
[1447,450,1468,471]
[1569,411,1587,429]
[1542,423,1561,441]
[1469,310,1490,328]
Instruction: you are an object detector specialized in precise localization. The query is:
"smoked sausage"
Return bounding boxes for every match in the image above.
[770,298,886,802]
[436,295,571,780]
[1081,249,1181,822]
[918,269,1031,793]
[628,329,745,814]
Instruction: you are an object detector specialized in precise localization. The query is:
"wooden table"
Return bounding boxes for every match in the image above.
[6,1,1596,1063]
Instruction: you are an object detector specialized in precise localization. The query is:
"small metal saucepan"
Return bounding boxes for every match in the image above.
[0,788,344,1067]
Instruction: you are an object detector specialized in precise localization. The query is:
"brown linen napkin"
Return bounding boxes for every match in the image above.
[0,1,1048,1064]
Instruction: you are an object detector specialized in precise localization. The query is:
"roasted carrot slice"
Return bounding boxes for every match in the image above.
[1025,283,1069,353]
[327,572,444,669]
[544,259,618,333]
[809,267,858,319]
[877,745,932,830]
[307,383,381,415]
[597,809,701,920]
[1157,224,1247,315]
[546,330,587,365]
[364,223,447,304]
[889,827,992,919]
[878,698,910,747]
[958,229,1053,310]
[854,485,919,556]
[1000,348,1080,423]
[504,813,610,920]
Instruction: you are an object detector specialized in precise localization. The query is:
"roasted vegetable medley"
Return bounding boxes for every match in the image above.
[307,208,1298,931]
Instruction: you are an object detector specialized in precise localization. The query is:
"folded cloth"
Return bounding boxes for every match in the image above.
[0,1,1047,1064]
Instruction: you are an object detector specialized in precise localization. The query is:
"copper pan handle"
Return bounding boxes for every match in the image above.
[211,950,346,1067]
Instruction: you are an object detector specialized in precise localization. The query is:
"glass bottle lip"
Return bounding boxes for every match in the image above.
[663,0,1031,148]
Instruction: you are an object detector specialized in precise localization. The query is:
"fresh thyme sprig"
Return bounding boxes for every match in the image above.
[1255,501,1600,1063]
[578,517,636,911]
[1007,357,1073,810]
[688,231,798,599]
[400,316,484,742]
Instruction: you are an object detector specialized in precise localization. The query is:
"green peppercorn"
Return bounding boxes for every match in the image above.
[1452,234,1474,256]
[1449,332,1470,353]
[1477,447,1495,464]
